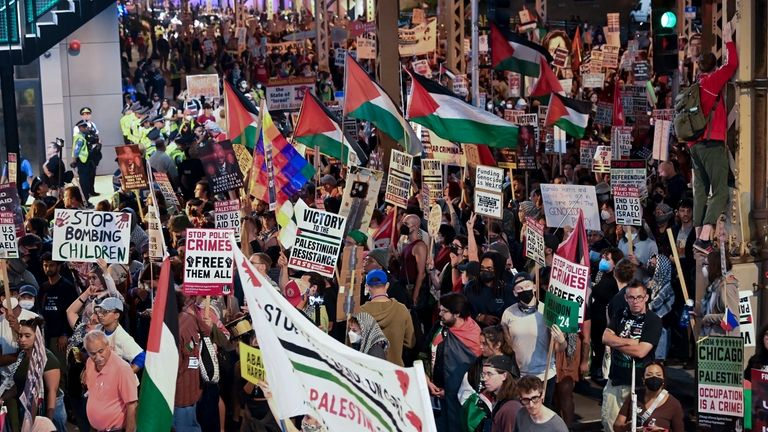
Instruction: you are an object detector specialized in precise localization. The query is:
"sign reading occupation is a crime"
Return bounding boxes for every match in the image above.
[384,150,413,208]
[545,254,589,333]
[183,229,234,296]
[697,336,744,430]
[215,199,241,242]
[0,211,17,258]
[288,204,347,278]
[613,185,642,226]
[52,209,132,263]
[475,165,504,219]
[524,216,546,267]
[239,342,266,384]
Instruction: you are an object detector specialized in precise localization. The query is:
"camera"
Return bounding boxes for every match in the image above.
[84,127,100,145]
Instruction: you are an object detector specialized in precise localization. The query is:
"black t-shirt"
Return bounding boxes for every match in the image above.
[608,309,663,386]
[41,277,79,338]
[607,287,629,323]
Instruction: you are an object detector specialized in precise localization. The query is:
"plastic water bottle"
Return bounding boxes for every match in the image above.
[679,299,694,328]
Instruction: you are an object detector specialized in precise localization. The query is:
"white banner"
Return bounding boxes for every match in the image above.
[266,77,317,111]
[474,165,504,219]
[288,201,347,278]
[540,184,601,231]
[52,209,132,264]
[399,19,437,57]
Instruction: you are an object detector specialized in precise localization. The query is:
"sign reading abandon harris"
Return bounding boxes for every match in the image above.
[52,209,132,264]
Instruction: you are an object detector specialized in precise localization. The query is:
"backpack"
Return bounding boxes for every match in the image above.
[673,82,720,141]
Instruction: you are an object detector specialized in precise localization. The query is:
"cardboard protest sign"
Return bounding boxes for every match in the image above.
[653,119,672,161]
[592,145,612,173]
[546,254,589,332]
[595,102,613,126]
[602,45,620,69]
[474,165,504,219]
[524,216,546,267]
[356,34,377,59]
[215,199,242,242]
[239,342,266,384]
[186,74,219,99]
[153,172,180,211]
[0,212,18,258]
[610,159,647,198]
[183,229,234,296]
[420,126,465,166]
[739,290,756,347]
[697,337,745,430]
[610,126,633,160]
[583,73,605,88]
[384,150,413,208]
[201,140,244,194]
[288,203,347,278]
[613,185,642,226]
[752,369,768,431]
[338,167,383,239]
[540,184,601,231]
[147,204,166,260]
[335,246,364,321]
[116,145,148,190]
[398,19,437,57]
[0,183,23,238]
[579,140,598,169]
[265,76,316,111]
[52,209,131,263]
[421,159,443,207]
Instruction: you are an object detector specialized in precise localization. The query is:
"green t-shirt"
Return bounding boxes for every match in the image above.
[13,349,61,393]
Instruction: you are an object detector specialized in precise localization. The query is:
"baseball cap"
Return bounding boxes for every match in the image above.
[96,297,124,312]
[18,284,38,297]
[365,269,388,286]
[484,355,520,378]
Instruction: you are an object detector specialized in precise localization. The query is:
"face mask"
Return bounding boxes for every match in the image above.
[601,210,612,221]
[517,289,535,304]
[399,225,410,236]
[19,299,34,310]
[479,271,495,284]
[598,259,612,272]
[644,376,664,391]
[589,250,601,262]
[348,331,361,344]
[702,265,709,280]
[653,193,664,203]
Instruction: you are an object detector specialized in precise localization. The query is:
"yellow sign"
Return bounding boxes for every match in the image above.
[239,342,266,384]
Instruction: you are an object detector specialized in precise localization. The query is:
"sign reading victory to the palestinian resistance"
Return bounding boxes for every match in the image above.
[546,254,589,332]
[540,184,601,231]
[384,150,413,208]
[289,202,347,278]
[421,159,443,207]
[183,229,234,296]
[697,336,744,430]
[52,209,132,264]
[239,342,266,384]
[0,212,18,258]
[474,165,504,219]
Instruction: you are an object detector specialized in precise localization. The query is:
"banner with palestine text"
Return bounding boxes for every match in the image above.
[232,241,436,432]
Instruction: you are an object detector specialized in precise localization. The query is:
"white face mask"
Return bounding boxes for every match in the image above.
[348,331,361,344]
[601,210,612,221]
[702,265,709,280]
[19,299,35,310]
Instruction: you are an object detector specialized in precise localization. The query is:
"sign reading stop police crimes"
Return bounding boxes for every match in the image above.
[475,165,504,219]
[697,336,744,430]
[0,212,17,258]
[524,216,546,267]
[546,254,589,332]
[183,229,234,296]
[215,199,241,242]
[289,205,347,278]
[52,209,132,264]
[384,150,413,208]
[613,185,642,226]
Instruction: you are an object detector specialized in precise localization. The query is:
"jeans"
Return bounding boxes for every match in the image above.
[51,393,68,432]
[690,140,729,227]
[174,404,202,432]
[601,379,630,432]
[655,327,669,360]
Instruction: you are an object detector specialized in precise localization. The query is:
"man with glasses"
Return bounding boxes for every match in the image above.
[514,375,568,431]
[600,280,662,431]
[95,297,145,373]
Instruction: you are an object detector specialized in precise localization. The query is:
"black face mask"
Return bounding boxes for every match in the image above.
[479,271,495,284]
[399,225,410,236]
[517,289,535,304]
[644,377,664,391]
[653,193,664,203]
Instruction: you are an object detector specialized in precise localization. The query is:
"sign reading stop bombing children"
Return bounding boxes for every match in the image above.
[52,209,132,264]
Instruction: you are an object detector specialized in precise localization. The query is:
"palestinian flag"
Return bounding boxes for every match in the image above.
[556,209,591,274]
[294,92,368,166]
[529,57,564,104]
[490,23,552,77]
[224,81,260,151]
[343,54,422,155]
[545,93,592,138]
[571,27,583,72]
[137,258,179,432]
[407,72,518,149]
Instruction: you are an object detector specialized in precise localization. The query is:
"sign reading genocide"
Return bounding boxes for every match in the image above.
[52,209,132,264]
[385,150,413,208]
[215,199,242,242]
[239,342,266,384]
[0,212,18,258]
[613,185,642,226]
[183,229,234,296]
[545,254,589,332]
[540,184,601,231]
[739,290,756,347]
[474,165,504,219]
[421,159,443,207]
[289,203,347,278]
[697,336,744,430]
[524,216,546,267]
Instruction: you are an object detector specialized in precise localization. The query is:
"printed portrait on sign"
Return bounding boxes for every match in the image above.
[200,139,244,194]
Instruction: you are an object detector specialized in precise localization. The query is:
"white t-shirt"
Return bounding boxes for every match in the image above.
[501,303,556,380]
[102,324,143,364]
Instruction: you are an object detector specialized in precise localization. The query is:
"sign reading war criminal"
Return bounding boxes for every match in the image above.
[183,229,234,296]
[53,209,132,264]
[289,202,347,278]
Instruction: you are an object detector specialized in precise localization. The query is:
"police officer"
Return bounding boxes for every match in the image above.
[72,107,99,137]
[72,120,95,199]
[120,103,141,144]
[143,115,165,158]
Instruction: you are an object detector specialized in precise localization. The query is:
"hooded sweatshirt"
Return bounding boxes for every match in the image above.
[361,299,415,366]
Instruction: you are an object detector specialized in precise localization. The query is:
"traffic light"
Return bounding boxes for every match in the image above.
[652,0,678,34]
[652,0,679,75]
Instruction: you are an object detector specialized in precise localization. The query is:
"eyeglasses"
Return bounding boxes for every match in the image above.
[519,394,542,405]
[626,294,647,302]
[481,370,502,378]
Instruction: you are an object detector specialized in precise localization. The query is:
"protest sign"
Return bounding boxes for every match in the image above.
[336,246,365,320]
[595,102,613,126]
[239,342,266,384]
[7,153,16,186]
[116,145,148,190]
[511,113,539,169]
[739,290,756,347]
[610,126,633,160]
[697,336,744,430]
[339,166,384,238]
[552,126,567,154]
[235,27,247,52]
[153,172,180,210]
[607,13,620,32]
[398,19,437,57]
[633,61,650,83]
[385,150,413,208]
[147,204,166,260]
[610,159,647,196]
[602,45,620,69]
[356,34,376,59]
[411,7,425,24]
[752,369,768,432]
[266,76,316,111]
[479,34,488,53]
[0,212,17,258]
[453,74,468,96]
[552,48,569,69]
[347,20,376,38]
[183,229,234,296]
[590,49,604,72]
[546,254,589,331]
[540,184,601,231]
[215,199,242,242]
[186,74,219,99]
[592,145,612,173]
[200,140,244,194]
[52,209,131,263]
[335,48,347,67]
[0,183,23,238]
[653,119,672,161]
[559,79,573,95]
[583,73,605,88]
[412,59,432,77]
[419,126,465,166]
[579,140,598,169]
[652,109,676,121]
[525,217,546,267]
[504,109,526,122]
[474,165,504,219]
[613,185,642,226]
[289,202,347,278]
[421,159,443,207]
[507,73,520,97]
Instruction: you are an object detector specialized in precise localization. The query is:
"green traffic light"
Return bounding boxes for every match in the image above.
[660,11,677,28]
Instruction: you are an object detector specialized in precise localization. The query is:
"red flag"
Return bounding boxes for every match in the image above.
[556,209,591,279]
[612,80,625,126]
[373,208,396,249]
[571,27,583,72]
[477,145,497,166]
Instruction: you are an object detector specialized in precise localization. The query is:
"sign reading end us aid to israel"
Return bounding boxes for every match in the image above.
[475,165,504,219]
[52,209,132,264]
[183,229,234,296]
[289,204,347,278]
[546,254,589,331]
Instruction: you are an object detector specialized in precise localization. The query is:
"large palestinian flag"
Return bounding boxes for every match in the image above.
[490,23,552,77]
[137,258,179,432]
[343,54,422,155]
[544,93,592,138]
[529,57,564,103]
[294,92,368,166]
[407,72,518,149]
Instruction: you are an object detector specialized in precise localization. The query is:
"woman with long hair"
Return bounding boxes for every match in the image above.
[614,362,684,432]
[482,355,522,432]
[700,250,736,336]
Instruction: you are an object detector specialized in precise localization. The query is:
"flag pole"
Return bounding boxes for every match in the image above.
[341,54,350,166]
[470,0,479,107]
